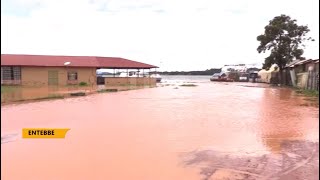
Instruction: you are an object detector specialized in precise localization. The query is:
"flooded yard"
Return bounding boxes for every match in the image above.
[1,84,154,104]
[1,76,319,180]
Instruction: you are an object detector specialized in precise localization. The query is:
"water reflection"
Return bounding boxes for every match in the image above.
[278,87,294,100]
[259,88,318,153]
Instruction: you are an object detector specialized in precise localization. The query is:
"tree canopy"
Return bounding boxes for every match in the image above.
[257,14,314,70]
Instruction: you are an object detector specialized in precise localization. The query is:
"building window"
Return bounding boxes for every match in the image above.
[68,71,78,81]
[1,66,21,84]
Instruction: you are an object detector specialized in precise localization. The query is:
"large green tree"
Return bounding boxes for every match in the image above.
[257,14,314,70]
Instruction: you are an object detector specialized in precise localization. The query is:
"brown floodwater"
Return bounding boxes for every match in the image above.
[1,80,319,180]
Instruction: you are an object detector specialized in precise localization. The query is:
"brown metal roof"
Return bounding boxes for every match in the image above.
[285,59,319,68]
[286,60,301,68]
[295,59,312,65]
[95,57,158,69]
[1,54,158,69]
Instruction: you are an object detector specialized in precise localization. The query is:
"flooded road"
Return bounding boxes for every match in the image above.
[1,76,319,180]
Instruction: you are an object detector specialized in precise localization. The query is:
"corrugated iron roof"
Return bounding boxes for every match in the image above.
[286,60,300,68]
[1,54,158,69]
[295,59,312,65]
[285,59,319,68]
[95,57,157,69]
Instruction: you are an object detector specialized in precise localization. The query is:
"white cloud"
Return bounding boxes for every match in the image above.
[1,0,319,71]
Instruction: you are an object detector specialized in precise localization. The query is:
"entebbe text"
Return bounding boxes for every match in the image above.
[28,130,55,136]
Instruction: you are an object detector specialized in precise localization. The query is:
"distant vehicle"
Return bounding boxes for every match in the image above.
[249,72,259,83]
[150,74,162,82]
[210,73,221,81]
[238,73,249,82]
[118,71,162,82]
[210,73,233,82]
[119,71,146,77]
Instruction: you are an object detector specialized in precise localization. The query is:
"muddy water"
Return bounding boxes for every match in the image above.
[1,77,319,180]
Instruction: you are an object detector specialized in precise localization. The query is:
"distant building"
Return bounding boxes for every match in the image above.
[221,64,246,72]
[221,64,261,73]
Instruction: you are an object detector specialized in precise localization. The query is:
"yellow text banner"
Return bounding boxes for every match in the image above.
[22,128,70,138]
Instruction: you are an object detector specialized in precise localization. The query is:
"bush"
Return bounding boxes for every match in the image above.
[97,89,118,93]
[70,92,86,96]
[295,89,319,97]
[179,84,197,87]
[79,82,88,86]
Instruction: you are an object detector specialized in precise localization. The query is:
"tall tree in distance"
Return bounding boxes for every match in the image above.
[257,14,314,71]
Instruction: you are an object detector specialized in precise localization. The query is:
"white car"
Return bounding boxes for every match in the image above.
[150,74,162,82]
[210,73,222,81]
[238,74,249,82]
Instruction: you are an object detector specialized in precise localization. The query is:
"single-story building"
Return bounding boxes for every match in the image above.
[1,54,158,86]
[284,59,319,90]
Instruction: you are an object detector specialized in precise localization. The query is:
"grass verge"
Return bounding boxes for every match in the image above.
[1,86,19,94]
[97,89,118,93]
[2,94,64,104]
[295,88,319,97]
[33,94,65,100]
[179,84,198,87]
[70,92,86,96]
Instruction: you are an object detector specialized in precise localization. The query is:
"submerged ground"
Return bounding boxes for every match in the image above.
[1,76,319,180]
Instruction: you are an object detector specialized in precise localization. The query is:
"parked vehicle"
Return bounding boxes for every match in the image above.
[249,72,259,82]
[238,73,249,82]
[210,72,233,82]
[150,74,162,82]
[210,73,221,81]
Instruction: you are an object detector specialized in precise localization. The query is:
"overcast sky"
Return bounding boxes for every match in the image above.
[1,0,319,71]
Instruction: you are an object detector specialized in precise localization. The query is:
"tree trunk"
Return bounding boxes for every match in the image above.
[279,67,283,85]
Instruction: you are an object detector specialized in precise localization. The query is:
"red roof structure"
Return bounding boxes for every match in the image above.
[1,54,158,69]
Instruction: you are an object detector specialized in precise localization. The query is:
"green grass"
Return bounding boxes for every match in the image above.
[179,84,198,87]
[97,89,118,93]
[295,89,319,97]
[1,86,20,94]
[294,88,319,106]
[70,92,86,96]
[79,82,88,86]
[2,94,64,103]
[33,94,65,100]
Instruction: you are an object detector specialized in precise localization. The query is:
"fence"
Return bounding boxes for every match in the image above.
[280,70,292,86]
[279,69,318,91]
[306,71,319,91]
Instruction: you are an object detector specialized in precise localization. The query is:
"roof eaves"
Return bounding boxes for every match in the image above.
[295,59,312,65]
